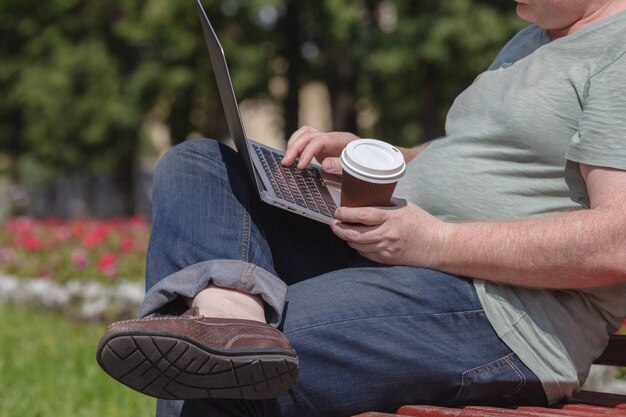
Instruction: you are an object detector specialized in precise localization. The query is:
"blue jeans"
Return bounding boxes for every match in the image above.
[142,139,548,417]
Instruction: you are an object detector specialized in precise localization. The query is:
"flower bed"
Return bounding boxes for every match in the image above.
[0,216,149,284]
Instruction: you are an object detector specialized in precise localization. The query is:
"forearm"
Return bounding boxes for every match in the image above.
[434,208,626,289]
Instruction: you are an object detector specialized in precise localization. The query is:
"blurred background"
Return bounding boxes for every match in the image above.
[0,0,523,221]
[1,1,623,416]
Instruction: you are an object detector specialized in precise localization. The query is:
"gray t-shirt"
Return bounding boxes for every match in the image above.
[395,11,626,405]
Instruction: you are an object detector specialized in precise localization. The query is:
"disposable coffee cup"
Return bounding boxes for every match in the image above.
[339,139,406,207]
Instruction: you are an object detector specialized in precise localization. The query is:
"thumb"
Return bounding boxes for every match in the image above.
[322,158,342,175]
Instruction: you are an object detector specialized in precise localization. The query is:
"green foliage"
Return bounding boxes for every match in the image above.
[358,0,525,146]
[1,0,220,177]
[0,0,526,199]
[321,0,362,42]
[13,41,135,171]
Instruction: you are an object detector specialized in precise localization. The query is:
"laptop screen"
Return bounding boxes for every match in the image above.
[195,0,260,190]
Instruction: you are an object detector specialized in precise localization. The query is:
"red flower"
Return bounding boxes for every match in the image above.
[83,225,109,249]
[20,234,41,251]
[71,220,88,238]
[120,235,135,253]
[97,252,118,278]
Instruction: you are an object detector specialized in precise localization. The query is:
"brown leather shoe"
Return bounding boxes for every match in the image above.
[96,308,298,400]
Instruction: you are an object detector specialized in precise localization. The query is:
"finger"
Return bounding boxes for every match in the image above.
[322,157,342,175]
[347,241,382,255]
[346,242,387,264]
[333,207,390,226]
[284,129,328,167]
[283,138,313,166]
[330,220,381,244]
[282,126,317,165]
[287,125,316,148]
[282,141,306,166]
[297,137,327,169]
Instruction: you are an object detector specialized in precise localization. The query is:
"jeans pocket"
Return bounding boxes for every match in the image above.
[451,352,531,407]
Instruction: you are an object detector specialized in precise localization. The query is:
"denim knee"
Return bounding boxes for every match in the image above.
[153,139,231,185]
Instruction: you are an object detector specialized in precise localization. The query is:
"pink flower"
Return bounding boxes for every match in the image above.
[71,249,89,269]
[7,217,36,234]
[129,215,148,228]
[0,247,14,264]
[52,225,72,244]
[98,252,118,278]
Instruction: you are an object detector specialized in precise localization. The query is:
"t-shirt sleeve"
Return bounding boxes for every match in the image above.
[567,51,626,170]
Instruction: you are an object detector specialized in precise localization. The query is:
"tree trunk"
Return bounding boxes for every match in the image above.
[420,63,446,141]
[281,2,303,143]
[325,45,358,133]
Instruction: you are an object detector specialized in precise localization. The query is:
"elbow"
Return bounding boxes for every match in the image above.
[586,249,626,287]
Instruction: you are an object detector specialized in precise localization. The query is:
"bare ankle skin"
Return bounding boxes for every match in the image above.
[190,285,266,323]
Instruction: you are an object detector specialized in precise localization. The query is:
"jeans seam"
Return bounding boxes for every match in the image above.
[240,191,251,262]
[283,309,485,335]
[451,352,525,406]
[503,354,526,405]
[453,366,472,405]
[243,264,256,290]
[236,262,254,290]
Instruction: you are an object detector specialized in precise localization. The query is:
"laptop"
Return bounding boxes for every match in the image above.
[195,0,342,224]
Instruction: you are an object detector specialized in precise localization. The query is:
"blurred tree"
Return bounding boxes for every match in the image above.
[270,0,523,146]
[2,0,140,213]
[0,0,525,216]
[360,0,524,146]
[0,0,274,215]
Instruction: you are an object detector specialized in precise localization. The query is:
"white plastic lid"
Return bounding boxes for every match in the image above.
[340,139,406,184]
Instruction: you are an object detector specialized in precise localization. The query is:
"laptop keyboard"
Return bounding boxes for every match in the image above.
[253,145,337,218]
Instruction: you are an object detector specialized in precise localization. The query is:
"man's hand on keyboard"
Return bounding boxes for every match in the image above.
[282,125,358,174]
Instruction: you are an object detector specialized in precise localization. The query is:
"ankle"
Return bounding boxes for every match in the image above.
[191,285,266,323]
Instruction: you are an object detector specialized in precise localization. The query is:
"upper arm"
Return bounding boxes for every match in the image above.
[580,163,626,210]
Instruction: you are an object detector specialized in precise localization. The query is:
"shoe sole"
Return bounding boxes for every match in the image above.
[96,332,299,400]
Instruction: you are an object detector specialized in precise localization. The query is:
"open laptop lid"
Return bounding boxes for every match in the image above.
[195,0,263,195]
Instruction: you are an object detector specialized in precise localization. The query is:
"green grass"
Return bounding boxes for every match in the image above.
[0,304,155,417]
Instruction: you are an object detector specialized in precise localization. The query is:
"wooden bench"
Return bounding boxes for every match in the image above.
[354,334,626,417]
